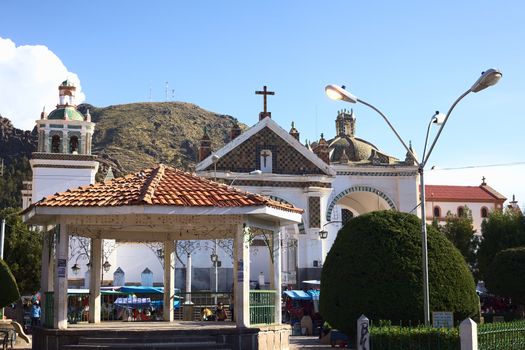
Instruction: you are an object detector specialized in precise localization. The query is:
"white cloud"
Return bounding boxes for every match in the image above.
[0,37,85,130]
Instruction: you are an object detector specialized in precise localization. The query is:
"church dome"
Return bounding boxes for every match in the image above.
[47,106,85,121]
[328,135,378,162]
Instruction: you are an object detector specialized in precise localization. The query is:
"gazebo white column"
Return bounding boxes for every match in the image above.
[88,238,102,323]
[53,222,69,329]
[233,222,250,327]
[40,226,55,323]
[272,228,282,324]
[163,239,175,322]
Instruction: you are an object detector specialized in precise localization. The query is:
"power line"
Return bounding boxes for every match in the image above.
[431,161,525,171]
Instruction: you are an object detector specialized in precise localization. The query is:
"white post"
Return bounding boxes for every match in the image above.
[89,238,102,323]
[53,223,69,329]
[0,218,5,259]
[460,318,478,350]
[233,222,250,327]
[273,228,282,324]
[163,239,175,321]
[357,315,370,350]
[185,253,192,304]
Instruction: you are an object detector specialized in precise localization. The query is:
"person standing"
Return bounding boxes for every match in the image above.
[31,301,41,327]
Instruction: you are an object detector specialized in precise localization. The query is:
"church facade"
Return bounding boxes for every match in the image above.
[195,97,420,285]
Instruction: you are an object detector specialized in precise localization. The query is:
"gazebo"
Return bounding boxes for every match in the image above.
[23,164,302,346]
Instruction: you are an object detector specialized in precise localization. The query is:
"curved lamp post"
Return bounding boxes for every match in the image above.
[325,69,502,325]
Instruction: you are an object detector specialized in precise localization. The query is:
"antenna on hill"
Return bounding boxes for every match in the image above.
[171,89,175,101]
[149,86,152,102]
[165,82,169,102]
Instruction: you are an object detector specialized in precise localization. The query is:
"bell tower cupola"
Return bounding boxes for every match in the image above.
[25,79,99,210]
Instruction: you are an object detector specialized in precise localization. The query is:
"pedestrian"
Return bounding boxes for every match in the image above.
[31,301,41,327]
[215,302,227,321]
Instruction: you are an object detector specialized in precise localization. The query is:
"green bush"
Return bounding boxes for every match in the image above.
[370,324,459,350]
[485,247,525,304]
[320,211,479,337]
[0,258,21,308]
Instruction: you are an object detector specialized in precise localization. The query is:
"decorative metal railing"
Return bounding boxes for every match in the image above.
[478,320,525,350]
[249,290,276,325]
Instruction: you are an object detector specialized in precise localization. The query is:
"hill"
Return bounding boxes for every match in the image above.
[0,102,246,207]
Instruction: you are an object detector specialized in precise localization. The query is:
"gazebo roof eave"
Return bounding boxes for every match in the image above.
[23,204,302,227]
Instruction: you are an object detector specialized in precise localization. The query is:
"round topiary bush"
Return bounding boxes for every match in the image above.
[320,210,478,336]
[485,247,525,304]
[0,258,20,308]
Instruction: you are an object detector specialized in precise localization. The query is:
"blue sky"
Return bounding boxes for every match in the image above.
[2,0,525,204]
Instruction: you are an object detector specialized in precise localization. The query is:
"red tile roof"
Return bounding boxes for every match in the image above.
[425,185,506,202]
[34,164,303,213]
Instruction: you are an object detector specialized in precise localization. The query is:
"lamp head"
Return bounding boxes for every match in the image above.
[325,84,358,103]
[432,112,446,125]
[103,260,111,272]
[470,69,502,93]
[211,154,220,164]
[72,263,80,275]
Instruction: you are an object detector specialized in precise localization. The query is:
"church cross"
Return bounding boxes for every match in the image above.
[255,85,275,117]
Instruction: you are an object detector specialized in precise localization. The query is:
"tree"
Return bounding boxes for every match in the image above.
[1,208,42,294]
[477,209,525,280]
[485,247,525,304]
[320,210,479,337]
[439,207,478,273]
[0,259,20,308]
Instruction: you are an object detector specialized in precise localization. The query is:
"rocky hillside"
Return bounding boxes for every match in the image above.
[0,102,247,207]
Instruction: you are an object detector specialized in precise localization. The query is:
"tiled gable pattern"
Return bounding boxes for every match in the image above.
[308,197,321,229]
[210,127,325,175]
[35,164,303,213]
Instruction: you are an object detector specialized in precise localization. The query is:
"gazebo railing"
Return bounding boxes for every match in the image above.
[249,290,276,325]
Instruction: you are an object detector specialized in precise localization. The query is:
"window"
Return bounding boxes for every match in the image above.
[51,135,61,153]
[69,136,79,154]
[433,206,441,218]
[481,207,489,218]
[341,208,354,225]
[457,206,465,217]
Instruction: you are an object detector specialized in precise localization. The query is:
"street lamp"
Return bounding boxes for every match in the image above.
[325,69,502,325]
[103,260,111,273]
[71,263,80,275]
[318,221,343,240]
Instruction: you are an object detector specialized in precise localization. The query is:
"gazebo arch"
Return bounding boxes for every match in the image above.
[326,185,396,221]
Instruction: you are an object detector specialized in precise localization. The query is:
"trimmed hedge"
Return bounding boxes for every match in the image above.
[485,247,525,304]
[320,211,479,337]
[0,258,20,308]
[370,324,459,350]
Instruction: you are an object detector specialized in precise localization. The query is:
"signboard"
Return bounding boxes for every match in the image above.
[57,259,67,278]
[432,311,454,328]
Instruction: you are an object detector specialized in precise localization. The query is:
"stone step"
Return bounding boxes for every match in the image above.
[62,341,232,350]
[78,336,217,344]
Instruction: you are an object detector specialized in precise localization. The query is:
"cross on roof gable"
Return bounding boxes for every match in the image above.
[195,117,336,176]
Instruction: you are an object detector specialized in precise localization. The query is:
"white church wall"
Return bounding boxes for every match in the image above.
[424,200,498,234]
[32,165,97,202]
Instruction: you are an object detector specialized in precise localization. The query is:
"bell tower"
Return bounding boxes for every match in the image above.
[24,80,99,208]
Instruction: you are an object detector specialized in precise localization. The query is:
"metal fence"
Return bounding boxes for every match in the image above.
[249,290,276,325]
[478,320,525,350]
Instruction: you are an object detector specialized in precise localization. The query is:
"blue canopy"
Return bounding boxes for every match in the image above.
[117,286,163,294]
[283,290,312,300]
